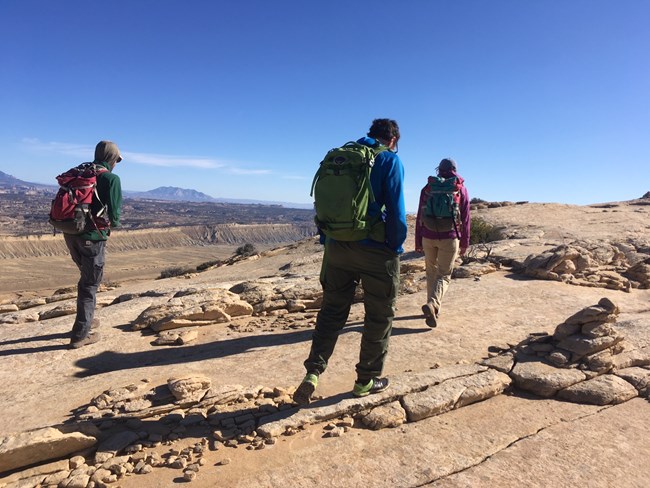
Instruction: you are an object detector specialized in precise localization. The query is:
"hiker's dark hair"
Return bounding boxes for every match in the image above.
[367,118,400,142]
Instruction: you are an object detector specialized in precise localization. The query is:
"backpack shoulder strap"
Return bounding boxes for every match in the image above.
[92,163,109,174]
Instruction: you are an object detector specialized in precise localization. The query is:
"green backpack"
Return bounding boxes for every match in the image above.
[310,141,386,241]
[421,175,463,233]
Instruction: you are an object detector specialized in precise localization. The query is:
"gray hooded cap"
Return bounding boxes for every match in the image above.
[94,140,122,165]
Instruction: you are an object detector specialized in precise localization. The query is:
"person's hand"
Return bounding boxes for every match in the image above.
[415,247,423,253]
[460,247,468,256]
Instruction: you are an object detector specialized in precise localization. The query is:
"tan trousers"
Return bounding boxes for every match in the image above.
[422,237,459,316]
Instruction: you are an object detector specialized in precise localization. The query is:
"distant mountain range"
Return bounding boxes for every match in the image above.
[0,170,54,190]
[0,170,312,209]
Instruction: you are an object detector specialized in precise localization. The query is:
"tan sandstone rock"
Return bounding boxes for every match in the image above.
[0,427,97,473]
[510,360,587,398]
[168,375,212,403]
[362,401,407,430]
[556,374,638,405]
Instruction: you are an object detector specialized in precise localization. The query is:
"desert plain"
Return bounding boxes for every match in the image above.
[1,198,649,487]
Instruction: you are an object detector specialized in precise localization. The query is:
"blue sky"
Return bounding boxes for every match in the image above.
[1,0,648,211]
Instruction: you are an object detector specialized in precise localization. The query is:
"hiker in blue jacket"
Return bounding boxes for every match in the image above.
[295,118,407,405]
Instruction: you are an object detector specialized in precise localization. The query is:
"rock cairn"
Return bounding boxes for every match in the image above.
[484,298,650,404]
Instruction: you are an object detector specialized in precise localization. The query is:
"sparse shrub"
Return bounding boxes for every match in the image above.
[235,243,257,257]
[461,217,503,265]
[197,259,221,271]
[470,216,503,245]
[158,266,194,279]
[470,197,487,204]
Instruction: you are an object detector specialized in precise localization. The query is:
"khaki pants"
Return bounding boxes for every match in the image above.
[422,237,459,316]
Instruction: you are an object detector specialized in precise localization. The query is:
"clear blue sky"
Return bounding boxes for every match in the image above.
[1,0,648,211]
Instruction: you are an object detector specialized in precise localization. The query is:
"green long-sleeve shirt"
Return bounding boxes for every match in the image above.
[79,161,122,241]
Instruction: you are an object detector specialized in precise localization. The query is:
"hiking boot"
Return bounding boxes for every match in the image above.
[91,318,100,330]
[70,331,101,349]
[294,373,318,406]
[353,377,389,397]
[421,303,438,328]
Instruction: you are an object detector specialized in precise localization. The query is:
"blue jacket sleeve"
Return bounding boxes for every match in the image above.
[381,153,407,253]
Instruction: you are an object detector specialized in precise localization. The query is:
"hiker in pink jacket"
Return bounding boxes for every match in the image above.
[415,158,471,328]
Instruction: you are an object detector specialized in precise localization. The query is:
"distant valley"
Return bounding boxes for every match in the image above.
[0,172,317,290]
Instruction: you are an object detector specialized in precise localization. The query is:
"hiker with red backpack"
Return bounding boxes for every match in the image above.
[50,141,123,348]
[415,158,470,328]
[294,118,407,405]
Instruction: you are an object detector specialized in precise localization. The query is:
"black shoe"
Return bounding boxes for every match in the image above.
[70,331,101,349]
[421,304,438,328]
[353,377,389,397]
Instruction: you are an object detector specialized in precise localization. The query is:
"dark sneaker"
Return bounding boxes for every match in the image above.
[70,331,101,349]
[294,373,318,406]
[421,303,438,328]
[353,377,389,397]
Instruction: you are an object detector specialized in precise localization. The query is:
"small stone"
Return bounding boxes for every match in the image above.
[184,469,197,481]
[284,426,298,436]
[170,457,188,469]
[91,468,113,483]
[323,427,344,438]
[43,470,71,485]
[63,474,91,488]
[125,444,144,454]
[69,456,86,469]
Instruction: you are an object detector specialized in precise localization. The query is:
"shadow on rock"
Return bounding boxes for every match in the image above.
[0,332,71,356]
[74,323,428,377]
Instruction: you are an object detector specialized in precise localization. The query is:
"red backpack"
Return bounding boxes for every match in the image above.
[49,163,109,234]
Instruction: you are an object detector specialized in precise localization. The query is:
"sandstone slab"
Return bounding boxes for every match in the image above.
[402,369,511,422]
[556,333,623,358]
[614,367,650,395]
[0,427,96,473]
[0,459,68,486]
[557,374,639,405]
[510,360,586,397]
[361,401,407,430]
[38,302,76,320]
[257,365,487,438]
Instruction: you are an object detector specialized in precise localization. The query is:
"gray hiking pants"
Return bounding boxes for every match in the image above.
[64,234,106,342]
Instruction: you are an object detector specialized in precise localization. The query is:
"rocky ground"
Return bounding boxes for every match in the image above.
[1,199,649,487]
